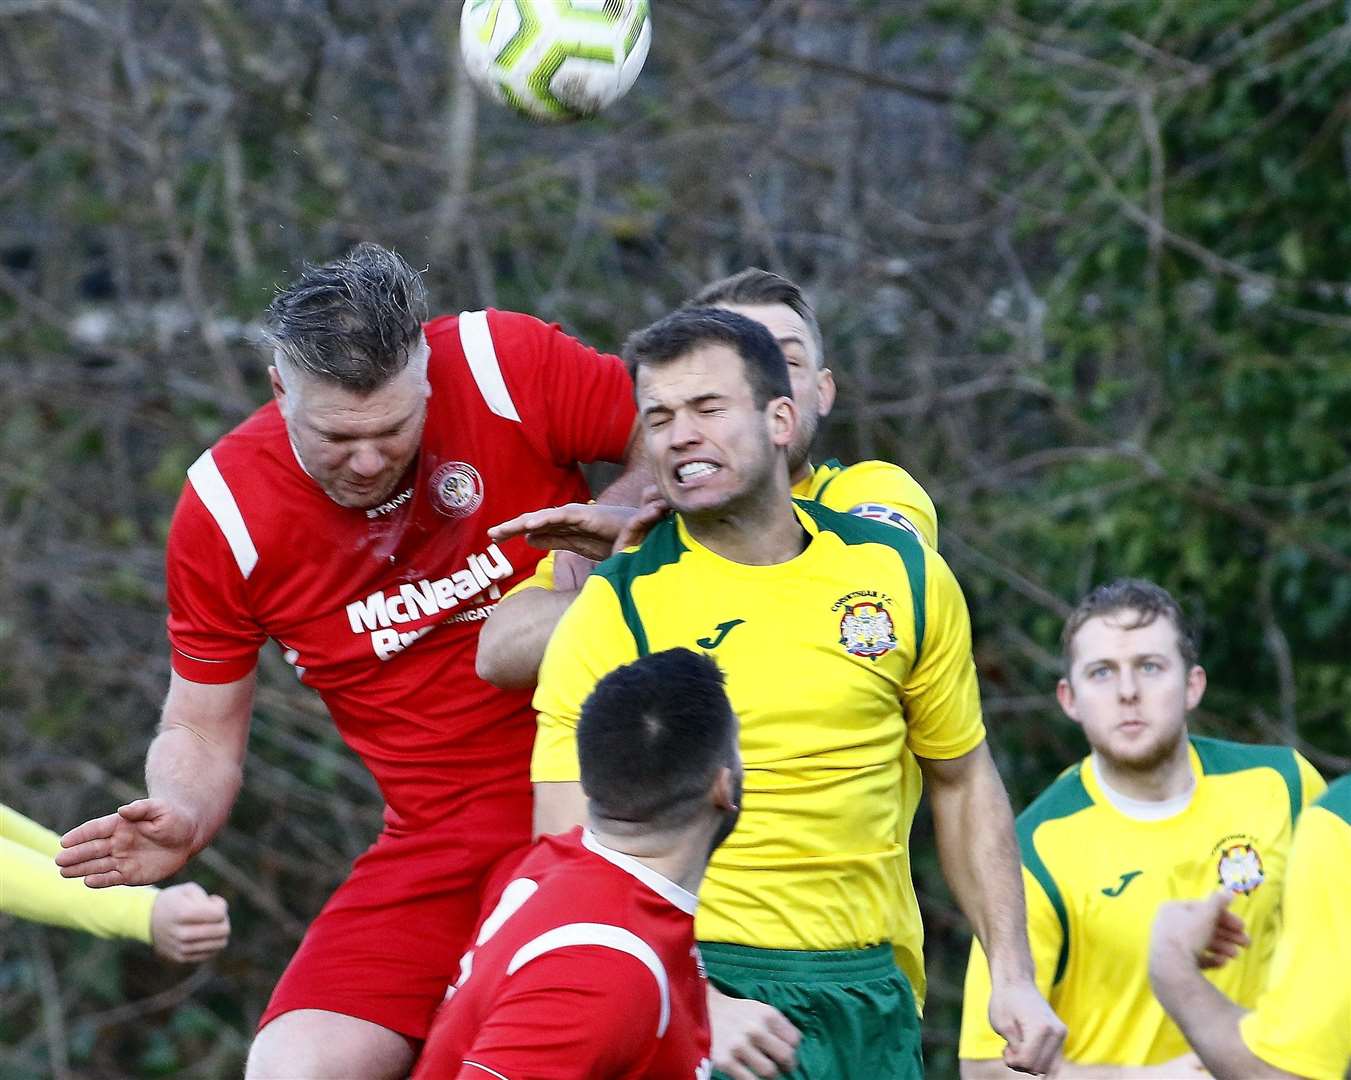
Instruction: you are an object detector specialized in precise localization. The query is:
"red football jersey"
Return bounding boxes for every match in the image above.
[165,310,635,830]
[416,828,713,1080]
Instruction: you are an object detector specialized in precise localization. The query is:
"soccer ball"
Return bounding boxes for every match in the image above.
[459,0,651,122]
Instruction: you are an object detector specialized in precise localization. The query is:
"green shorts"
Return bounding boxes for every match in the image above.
[701,940,923,1080]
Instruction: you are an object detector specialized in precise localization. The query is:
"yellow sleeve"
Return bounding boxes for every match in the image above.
[504,550,556,599]
[529,574,639,783]
[816,460,939,550]
[1239,804,1351,1080]
[1294,751,1327,807]
[0,806,156,944]
[901,548,986,759]
[959,864,1063,1059]
[0,803,63,856]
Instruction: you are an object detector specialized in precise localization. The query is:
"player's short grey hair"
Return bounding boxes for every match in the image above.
[685,267,825,366]
[1061,578,1200,675]
[261,242,430,401]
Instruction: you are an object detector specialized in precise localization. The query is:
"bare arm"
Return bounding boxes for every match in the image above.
[58,670,254,886]
[479,490,666,690]
[1149,893,1293,1080]
[921,743,1065,1074]
[477,586,580,690]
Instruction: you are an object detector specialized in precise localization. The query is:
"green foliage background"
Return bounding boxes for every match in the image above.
[1,1,1346,1076]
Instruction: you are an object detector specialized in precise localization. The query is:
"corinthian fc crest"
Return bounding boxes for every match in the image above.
[839,600,897,660]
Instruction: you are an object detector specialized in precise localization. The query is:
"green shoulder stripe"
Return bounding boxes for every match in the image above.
[811,458,845,502]
[1191,736,1303,824]
[796,498,926,662]
[1312,773,1351,827]
[594,514,687,657]
[1015,764,1094,986]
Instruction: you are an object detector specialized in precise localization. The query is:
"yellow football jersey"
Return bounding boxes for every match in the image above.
[959,739,1326,1065]
[532,500,984,1008]
[1,804,155,943]
[1240,772,1351,1079]
[506,458,938,597]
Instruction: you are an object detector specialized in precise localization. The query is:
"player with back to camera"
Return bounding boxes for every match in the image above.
[476,269,942,1072]
[959,579,1325,1078]
[414,647,740,1079]
[528,307,1064,1079]
[1149,770,1351,1080]
[55,243,643,1079]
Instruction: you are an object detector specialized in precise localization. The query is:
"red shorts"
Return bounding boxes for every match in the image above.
[258,792,532,1041]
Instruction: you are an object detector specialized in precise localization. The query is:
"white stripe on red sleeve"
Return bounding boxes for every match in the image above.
[458,310,521,423]
[186,449,259,579]
[506,922,671,1037]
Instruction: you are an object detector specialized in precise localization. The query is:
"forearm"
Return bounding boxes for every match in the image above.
[1150,962,1288,1079]
[593,438,649,506]
[145,723,243,854]
[477,587,579,689]
[930,752,1033,980]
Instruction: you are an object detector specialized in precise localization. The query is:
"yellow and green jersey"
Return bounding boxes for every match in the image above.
[1240,772,1351,1080]
[532,499,984,1009]
[508,457,938,596]
[1,804,156,944]
[959,738,1325,1065]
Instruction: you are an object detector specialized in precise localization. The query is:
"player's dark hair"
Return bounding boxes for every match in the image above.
[578,648,737,831]
[1061,578,1200,675]
[261,241,428,393]
[622,307,792,409]
[686,267,824,365]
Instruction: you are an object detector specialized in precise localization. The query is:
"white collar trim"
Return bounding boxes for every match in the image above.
[581,829,698,916]
[1089,754,1196,821]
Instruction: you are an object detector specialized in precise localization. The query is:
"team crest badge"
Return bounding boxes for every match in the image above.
[836,593,898,660]
[1216,841,1264,894]
[430,461,484,519]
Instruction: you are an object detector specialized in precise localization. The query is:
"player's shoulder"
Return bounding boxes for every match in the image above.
[1191,735,1313,818]
[814,457,931,498]
[1015,760,1096,844]
[798,496,923,555]
[1310,772,1351,827]
[181,402,294,525]
[593,514,689,590]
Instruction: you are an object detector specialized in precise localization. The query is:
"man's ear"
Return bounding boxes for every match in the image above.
[268,365,287,409]
[767,396,798,450]
[816,367,837,418]
[710,766,738,812]
[1056,677,1080,724]
[1185,664,1207,711]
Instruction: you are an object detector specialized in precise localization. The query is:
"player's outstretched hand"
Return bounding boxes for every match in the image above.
[1150,889,1250,974]
[489,503,639,562]
[56,799,198,887]
[150,882,230,963]
[990,978,1067,1076]
[708,986,800,1080]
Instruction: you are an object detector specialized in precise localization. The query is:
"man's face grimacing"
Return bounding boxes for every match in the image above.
[1056,610,1206,772]
[714,303,834,476]
[271,355,430,511]
[636,345,797,520]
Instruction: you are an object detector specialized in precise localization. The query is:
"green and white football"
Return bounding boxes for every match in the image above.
[459,0,651,122]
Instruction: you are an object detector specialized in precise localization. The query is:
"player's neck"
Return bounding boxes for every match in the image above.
[790,458,814,488]
[682,478,807,566]
[1092,736,1194,804]
[588,823,711,897]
